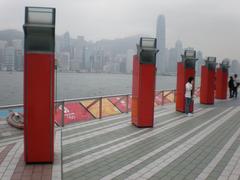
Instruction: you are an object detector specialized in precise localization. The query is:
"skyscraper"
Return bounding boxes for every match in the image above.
[167,40,183,74]
[126,49,135,73]
[196,51,204,76]
[168,48,177,73]
[63,32,71,52]
[0,40,7,70]
[175,40,183,62]
[12,39,23,71]
[156,15,166,74]
[4,46,15,71]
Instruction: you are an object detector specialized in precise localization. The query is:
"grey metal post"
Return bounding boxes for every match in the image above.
[161,91,164,105]
[126,95,129,113]
[99,97,102,119]
[61,101,65,127]
[173,90,176,102]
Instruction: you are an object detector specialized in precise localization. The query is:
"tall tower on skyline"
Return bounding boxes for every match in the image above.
[156,15,166,74]
[175,40,183,62]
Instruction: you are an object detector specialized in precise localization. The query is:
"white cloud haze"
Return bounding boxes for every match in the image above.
[0,0,239,60]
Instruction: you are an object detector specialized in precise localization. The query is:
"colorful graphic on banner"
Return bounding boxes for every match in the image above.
[155,92,163,106]
[163,91,175,103]
[80,98,121,118]
[101,98,121,117]
[1,88,201,126]
[55,102,94,125]
[80,99,100,118]
[108,96,127,113]
[155,91,175,106]
[195,87,201,97]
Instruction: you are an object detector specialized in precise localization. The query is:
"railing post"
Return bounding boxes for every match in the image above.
[61,101,65,127]
[126,95,129,113]
[161,91,164,105]
[173,90,176,102]
[99,97,102,119]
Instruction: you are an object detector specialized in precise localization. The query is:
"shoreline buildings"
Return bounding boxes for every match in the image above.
[0,29,238,74]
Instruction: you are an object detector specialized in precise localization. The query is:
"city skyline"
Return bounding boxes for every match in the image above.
[0,29,239,76]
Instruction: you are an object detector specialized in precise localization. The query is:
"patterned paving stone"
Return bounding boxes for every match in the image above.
[1,99,240,179]
[62,100,240,180]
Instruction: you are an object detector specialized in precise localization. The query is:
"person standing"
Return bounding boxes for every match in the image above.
[233,74,239,98]
[185,77,194,116]
[228,76,234,98]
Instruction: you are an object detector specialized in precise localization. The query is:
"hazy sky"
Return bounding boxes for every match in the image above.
[0,0,239,60]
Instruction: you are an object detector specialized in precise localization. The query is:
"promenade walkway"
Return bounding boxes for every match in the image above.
[1,99,240,180]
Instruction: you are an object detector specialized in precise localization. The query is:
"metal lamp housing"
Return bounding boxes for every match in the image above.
[137,37,159,64]
[23,7,55,53]
[181,50,198,68]
[205,57,217,70]
[221,59,230,72]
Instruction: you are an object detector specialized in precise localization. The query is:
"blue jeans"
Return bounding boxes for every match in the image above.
[185,97,192,114]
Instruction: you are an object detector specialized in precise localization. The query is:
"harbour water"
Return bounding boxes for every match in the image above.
[0,71,200,106]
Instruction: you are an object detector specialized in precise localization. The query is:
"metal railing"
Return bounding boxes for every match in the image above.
[0,88,200,127]
[54,93,132,127]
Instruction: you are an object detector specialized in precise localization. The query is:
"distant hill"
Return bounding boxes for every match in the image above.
[0,29,148,54]
[95,34,146,54]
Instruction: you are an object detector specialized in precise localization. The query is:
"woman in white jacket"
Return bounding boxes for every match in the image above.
[185,77,194,116]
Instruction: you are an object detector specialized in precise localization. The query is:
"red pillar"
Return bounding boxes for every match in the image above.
[176,50,197,113]
[132,55,156,127]
[131,37,158,128]
[23,7,56,163]
[200,58,216,104]
[216,68,228,99]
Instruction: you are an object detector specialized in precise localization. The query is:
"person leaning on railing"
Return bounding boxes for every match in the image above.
[185,77,194,117]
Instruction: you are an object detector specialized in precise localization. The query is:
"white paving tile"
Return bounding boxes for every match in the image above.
[63,108,203,160]
[100,107,231,180]
[62,108,168,132]
[64,108,213,173]
[52,130,62,180]
[63,110,180,145]
[124,107,240,180]
[0,142,22,180]
[219,138,240,178]
[196,124,240,179]
[63,110,172,140]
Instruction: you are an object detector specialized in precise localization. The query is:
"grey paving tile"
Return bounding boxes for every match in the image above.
[157,175,172,180]
[62,101,240,180]
[184,174,198,180]
[150,113,240,179]
[171,174,186,180]
[205,175,219,180]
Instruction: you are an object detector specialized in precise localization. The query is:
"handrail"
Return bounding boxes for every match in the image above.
[55,93,131,104]
[0,88,200,127]
[0,89,179,109]
[55,90,177,103]
[0,88,199,110]
[0,104,24,110]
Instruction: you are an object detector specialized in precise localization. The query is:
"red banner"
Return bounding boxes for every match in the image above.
[55,102,94,125]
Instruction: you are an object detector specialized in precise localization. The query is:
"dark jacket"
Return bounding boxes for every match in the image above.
[229,79,234,89]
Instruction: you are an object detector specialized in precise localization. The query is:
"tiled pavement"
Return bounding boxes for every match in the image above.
[0,121,61,180]
[62,99,240,180]
[1,99,240,180]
